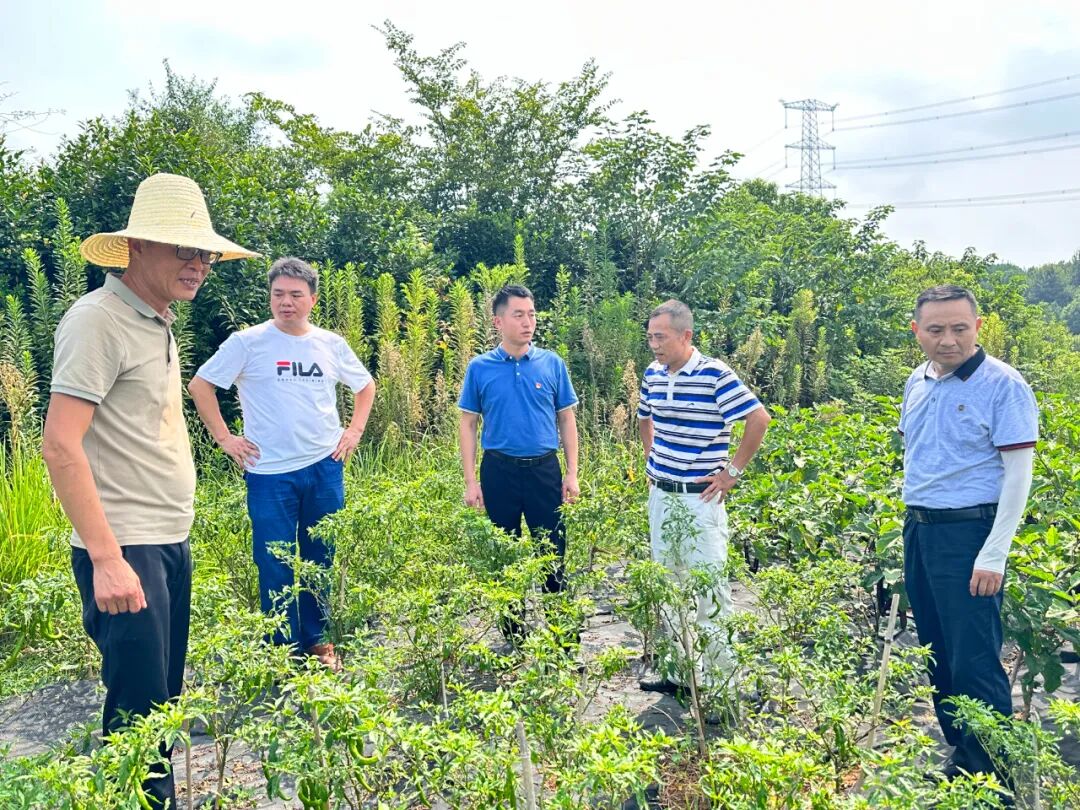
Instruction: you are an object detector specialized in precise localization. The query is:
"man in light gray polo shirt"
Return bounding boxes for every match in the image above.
[42,173,258,809]
[899,284,1038,781]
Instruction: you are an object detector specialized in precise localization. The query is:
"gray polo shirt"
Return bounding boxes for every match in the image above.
[51,273,196,547]
[899,347,1038,509]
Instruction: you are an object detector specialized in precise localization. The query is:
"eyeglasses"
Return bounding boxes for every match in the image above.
[175,245,223,266]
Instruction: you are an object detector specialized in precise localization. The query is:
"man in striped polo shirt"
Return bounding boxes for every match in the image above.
[637,300,771,695]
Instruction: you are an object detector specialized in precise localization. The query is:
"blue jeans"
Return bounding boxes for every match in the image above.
[245,454,344,649]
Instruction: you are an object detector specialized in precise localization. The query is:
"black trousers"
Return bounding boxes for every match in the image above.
[903,513,1012,775]
[72,540,192,809]
[480,452,566,594]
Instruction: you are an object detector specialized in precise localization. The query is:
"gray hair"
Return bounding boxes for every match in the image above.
[649,299,693,333]
[914,284,977,321]
[267,257,318,294]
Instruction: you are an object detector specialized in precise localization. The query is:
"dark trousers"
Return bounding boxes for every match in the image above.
[903,513,1012,775]
[245,454,344,649]
[480,451,566,594]
[72,539,192,810]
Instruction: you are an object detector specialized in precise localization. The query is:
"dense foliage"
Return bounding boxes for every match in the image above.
[2,27,1079,436]
[0,24,1078,809]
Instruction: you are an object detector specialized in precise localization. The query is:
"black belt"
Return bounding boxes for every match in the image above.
[907,503,997,524]
[649,477,709,494]
[484,449,557,467]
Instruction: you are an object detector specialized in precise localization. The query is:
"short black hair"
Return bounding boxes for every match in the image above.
[492,284,534,315]
[914,284,978,321]
[268,257,318,295]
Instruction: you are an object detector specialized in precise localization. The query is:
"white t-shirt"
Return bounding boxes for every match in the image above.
[195,321,372,474]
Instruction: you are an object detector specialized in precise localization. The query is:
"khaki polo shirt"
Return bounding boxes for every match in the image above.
[51,273,196,547]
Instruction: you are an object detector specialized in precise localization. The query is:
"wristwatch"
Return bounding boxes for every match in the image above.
[725,462,742,479]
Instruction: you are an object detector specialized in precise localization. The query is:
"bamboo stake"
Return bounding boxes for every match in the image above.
[439,655,449,715]
[184,718,193,810]
[1031,709,1041,810]
[868,593,901,749]
[516,721,537,810]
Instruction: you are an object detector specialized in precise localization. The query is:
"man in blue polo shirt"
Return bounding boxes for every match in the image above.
[458,284,579,640]
[900,284,1038,780]
[637,299,771,695]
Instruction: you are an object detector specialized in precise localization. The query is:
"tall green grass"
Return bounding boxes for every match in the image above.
[0,442,67,586]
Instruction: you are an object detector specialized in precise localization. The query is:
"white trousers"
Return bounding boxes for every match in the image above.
[647,486,735,685]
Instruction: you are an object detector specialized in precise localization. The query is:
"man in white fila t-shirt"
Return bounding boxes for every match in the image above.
[188,257,375,671]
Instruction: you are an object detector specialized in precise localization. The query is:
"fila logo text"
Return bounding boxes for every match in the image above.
[276,361,324,378]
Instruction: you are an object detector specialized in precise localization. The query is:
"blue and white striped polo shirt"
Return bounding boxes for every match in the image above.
[637,348,762,483]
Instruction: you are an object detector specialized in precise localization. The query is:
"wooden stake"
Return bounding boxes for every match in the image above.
[868,593,901,750]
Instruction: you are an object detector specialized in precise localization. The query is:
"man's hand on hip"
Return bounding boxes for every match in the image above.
[219,433,260,469]
[698,469,738,503]
[93,556,147,614]
[970,568,1004,597]
[333,427,364,463]
[562,474,580,504]
[463,481,485,510]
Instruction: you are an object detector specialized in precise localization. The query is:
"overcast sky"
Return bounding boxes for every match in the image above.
[4,0,1080,267]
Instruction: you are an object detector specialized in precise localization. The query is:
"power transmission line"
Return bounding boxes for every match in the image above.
[849,197,1080,210]
[894,196,1080,210]
[847,186,1080,209]
[830,140,1080,170]
[890,187,1080,204]
[835,72,1080,123]
[835,130,1080,166]
[832,89,1080,132]
[762,164,788,181]
[736,127,786,159]
[741,158,784,177]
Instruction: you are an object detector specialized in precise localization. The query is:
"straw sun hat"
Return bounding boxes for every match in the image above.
[79,173,260,268]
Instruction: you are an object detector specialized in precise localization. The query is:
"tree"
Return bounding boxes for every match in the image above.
[0,138,40,294]
[378,21,610,291]
[1025,263,1073,308]
[1063,293,1080,335]
[582,112,736,292]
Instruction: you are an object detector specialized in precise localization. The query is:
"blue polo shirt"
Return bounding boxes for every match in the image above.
[458,344,578,457]
[899,347,1038,509]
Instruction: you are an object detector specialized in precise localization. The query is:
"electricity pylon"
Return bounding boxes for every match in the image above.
[781,99,838,196]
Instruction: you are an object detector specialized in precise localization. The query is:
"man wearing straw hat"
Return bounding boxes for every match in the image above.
[42,173,258,808]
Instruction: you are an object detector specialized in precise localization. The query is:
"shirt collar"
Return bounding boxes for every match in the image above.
[495,343,535,361]
[922,346,985,382]
[104,273,175,326]
[665,347,702,375]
